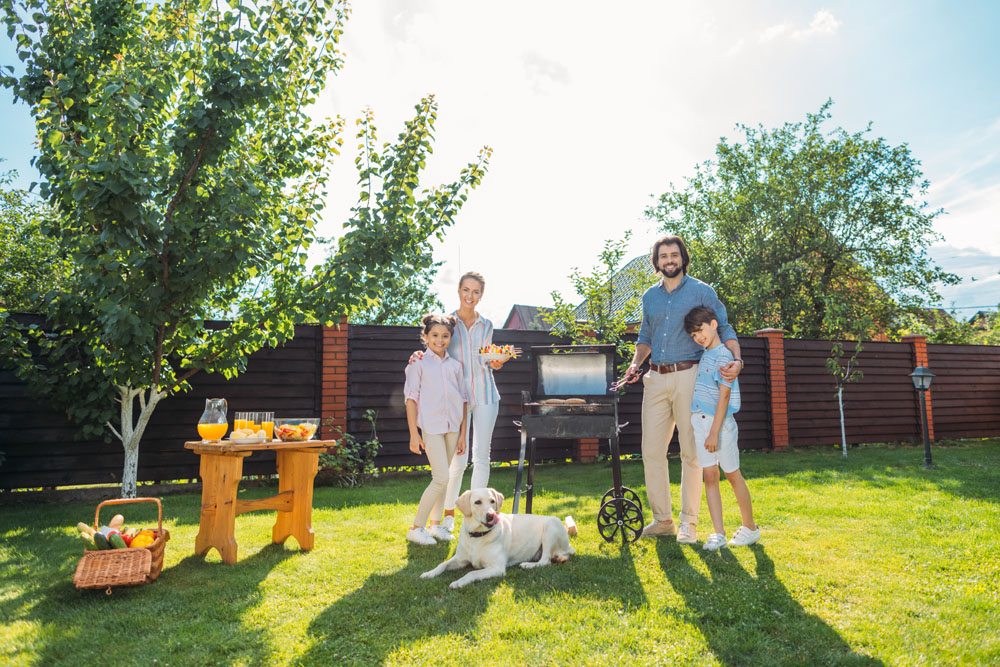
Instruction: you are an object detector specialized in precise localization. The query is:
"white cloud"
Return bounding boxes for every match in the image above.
[760,9,840,43]
[724,38,746,57]
[521,52,571,94]
[794,9,841,39]
[759,23,790,43]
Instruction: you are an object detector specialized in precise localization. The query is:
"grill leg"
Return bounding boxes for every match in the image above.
[526,435,537,514]
[610,434,624,494]
[513,426,528,514]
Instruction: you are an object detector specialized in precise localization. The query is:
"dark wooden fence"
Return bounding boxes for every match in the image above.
[2,321,998,490]
[927,343,1000,439]
[0,324,322,489]
[786,339,923,446]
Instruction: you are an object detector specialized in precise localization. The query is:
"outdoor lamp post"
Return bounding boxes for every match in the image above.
[909,366,936,469]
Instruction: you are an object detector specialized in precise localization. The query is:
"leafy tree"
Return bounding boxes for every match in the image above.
[646,100,959,339]
[899,306,1000,346]
[317,243,444,326]
[0,167,71,311]
[543,232,651,377]
[0,0,489,496]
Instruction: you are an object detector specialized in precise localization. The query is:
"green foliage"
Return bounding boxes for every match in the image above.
[898,306,1000,345]
[320,408,380,487]
[646,100,959,339]
[0,167,72,312]
[0,0,489,495]
[317,243,444,327]
[543,232,651,375]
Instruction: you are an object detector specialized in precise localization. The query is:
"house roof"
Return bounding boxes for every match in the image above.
[502,304,556,330]
[571,255,658,324]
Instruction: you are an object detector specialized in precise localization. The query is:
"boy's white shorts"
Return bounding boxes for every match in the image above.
[691,411,740,473]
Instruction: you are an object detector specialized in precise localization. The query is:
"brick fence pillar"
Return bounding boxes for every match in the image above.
[321,317,349,441]
[575,438,599,463]
[754,328,789,451]
[902,334,935,441]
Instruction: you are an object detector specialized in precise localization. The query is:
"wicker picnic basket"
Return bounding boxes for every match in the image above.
[73,497,170,593]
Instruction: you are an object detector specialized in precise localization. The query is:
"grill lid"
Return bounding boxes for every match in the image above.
[529,344,617,399]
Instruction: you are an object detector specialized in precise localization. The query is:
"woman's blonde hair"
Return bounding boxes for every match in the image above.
[458,271,485,291]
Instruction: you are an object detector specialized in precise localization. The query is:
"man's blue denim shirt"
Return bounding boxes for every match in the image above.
[636,274,737,364]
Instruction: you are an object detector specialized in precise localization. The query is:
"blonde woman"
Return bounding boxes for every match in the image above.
[409,271,509,534]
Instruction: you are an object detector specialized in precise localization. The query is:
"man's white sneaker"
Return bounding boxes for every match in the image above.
[441,515,455,532]
[406,527,436,546]
[677,522,698,544]
[428,525,453,542]
[728,525,761,547]
[703,533,727,551]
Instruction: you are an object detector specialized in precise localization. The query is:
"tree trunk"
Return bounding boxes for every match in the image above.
[110,385,164,498]
[838,385,848,458]
[121,442,140,498]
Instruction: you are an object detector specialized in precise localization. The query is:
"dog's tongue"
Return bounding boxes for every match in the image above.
[485,512,499,527]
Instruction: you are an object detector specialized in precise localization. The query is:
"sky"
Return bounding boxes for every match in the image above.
[2,1,999,327]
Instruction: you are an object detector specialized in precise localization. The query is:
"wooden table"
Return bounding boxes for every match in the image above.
[184,439,332,565]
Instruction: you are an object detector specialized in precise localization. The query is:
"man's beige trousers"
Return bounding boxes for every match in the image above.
[640,365,701,526]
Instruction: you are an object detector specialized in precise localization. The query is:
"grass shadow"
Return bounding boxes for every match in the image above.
[301,543,648,665]
[656,541,883,665]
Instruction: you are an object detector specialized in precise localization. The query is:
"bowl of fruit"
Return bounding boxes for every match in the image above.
[273,418,320,442]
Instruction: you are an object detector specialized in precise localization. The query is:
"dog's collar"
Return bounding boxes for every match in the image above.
[467,527,494,538]
[467,517,499,538]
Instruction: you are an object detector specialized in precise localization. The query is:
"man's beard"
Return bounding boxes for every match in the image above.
[658,263,683,278]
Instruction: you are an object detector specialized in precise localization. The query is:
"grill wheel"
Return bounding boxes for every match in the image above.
[596,496,643,544]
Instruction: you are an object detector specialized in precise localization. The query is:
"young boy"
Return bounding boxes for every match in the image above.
[683,306,760,550]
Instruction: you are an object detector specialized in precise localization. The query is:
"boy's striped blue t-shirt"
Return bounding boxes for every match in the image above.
[691,344,741,417]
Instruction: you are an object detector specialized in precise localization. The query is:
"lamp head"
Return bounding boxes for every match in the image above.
[909,366,935,391]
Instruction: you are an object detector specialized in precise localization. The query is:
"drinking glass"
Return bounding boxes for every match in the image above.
[261,412,274,440]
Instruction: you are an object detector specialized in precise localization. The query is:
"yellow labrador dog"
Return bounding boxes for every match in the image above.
[420,488,574,589]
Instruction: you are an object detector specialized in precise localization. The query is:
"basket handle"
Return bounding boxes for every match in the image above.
[94,497,163,532]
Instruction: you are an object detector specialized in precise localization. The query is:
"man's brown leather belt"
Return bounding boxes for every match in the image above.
[650,361,697,374]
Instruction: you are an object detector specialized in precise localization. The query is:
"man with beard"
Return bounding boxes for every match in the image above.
[624,235,743,543]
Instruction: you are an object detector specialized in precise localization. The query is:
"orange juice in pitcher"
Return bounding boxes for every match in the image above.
[198,398,228,441]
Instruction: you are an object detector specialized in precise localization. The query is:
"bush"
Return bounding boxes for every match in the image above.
[319,409,380,487]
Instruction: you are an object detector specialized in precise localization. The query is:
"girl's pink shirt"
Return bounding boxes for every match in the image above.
[403,351,468,435]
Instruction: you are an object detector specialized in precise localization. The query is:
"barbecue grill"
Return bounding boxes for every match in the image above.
[513,344,645,543]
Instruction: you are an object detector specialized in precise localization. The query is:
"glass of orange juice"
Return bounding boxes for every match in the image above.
[198,398,228,441]
[233,412,246,431]
[261,412,274,440]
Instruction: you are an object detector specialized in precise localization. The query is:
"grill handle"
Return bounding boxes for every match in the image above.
[512,421,522,429]
[618,421,630,430]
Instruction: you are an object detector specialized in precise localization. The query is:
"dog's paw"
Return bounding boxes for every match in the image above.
[419,570,436,579]
[519,561,538,569]
[448,580,465,589]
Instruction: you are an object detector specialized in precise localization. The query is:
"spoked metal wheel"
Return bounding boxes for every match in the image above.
[600,486,642,513]
[596,497,644,544]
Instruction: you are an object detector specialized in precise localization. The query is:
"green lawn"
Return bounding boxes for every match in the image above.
[2,440,998,666]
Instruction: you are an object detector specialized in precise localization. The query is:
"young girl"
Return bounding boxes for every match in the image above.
[403,314,468,545]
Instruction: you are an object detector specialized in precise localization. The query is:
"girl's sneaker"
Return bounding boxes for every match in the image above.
[703,533,727,551]
[728,525,761,547]
[406,527,436,546]
[441,515,455,532]
[428,525,453,542]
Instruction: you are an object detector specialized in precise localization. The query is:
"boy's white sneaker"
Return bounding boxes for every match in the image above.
[703,533,727,551]
[406,527,436,546]
[677,522,698,544]
[728,525,761,547]
[428,525,453,542]
[441,515,455,532]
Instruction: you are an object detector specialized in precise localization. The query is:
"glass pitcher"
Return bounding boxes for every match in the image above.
[197,398,228,441]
